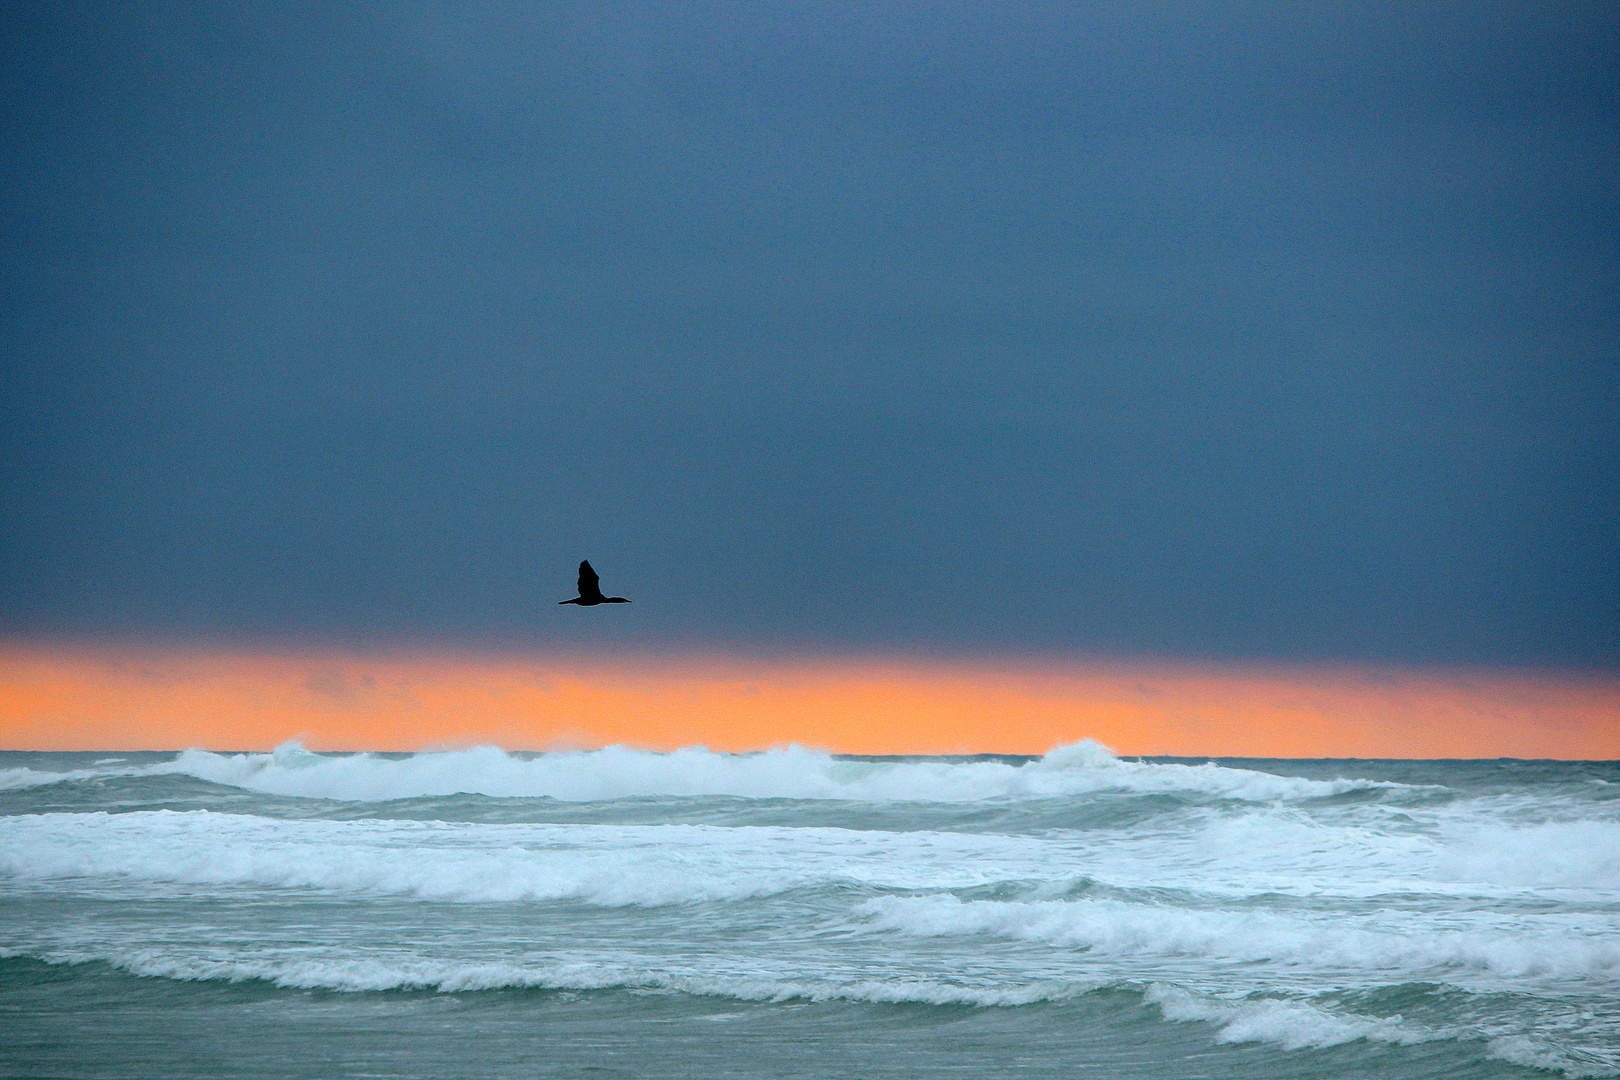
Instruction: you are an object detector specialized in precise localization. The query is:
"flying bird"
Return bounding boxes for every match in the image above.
[559,560,631,606]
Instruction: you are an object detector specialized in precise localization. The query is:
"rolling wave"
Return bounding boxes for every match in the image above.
[857,895,1620,979]
[8,949,1612,1077]
[0,947,1095,1005]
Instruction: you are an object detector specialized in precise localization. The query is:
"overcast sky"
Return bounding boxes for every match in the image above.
[2,1,1615,665]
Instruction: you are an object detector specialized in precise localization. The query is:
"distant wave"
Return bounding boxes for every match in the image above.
[13,740,1413,804]
[0,765,139,792]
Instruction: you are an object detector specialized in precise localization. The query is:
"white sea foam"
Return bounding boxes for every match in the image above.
[148,740,1402,804]
[1145,984,1438,1049]
[1437,821,1620,890]
[858,895,1620,979]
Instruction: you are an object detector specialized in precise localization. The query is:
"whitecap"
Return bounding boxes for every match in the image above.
[155,739,1407,804]
[1146,983,1439,1050]
[1437,821,1620,891]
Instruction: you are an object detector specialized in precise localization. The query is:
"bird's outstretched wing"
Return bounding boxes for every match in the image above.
[576,560,605,601]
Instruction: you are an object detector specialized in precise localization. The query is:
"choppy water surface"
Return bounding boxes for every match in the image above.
[1,743,1616,1079]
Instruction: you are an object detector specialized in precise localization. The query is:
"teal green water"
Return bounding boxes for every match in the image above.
[2,745,1616,1079]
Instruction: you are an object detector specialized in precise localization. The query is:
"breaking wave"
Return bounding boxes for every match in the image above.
[11,740,1411,804]
[1146,983,1440,1049]
[1437,820,1620,891]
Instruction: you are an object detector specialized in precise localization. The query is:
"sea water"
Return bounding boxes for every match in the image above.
[1,743,1615,1079]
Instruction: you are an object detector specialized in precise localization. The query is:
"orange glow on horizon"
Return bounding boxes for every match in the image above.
[0,643,1615,758]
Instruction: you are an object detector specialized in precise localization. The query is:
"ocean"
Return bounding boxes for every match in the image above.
[1,743,1616,1079]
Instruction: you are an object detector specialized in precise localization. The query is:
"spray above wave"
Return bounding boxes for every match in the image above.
[146,740,1403,804]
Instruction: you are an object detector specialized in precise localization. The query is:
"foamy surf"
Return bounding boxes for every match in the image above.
[3,750,1615,1079]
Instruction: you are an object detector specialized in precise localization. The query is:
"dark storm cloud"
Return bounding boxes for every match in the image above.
[2,1,1616,663]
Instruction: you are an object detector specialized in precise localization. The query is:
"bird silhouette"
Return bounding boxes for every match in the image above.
[559,560,631,606]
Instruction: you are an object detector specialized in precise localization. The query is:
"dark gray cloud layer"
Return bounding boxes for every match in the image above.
[3,2,1616,664]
